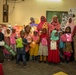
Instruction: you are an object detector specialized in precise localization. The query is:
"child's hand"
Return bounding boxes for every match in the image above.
[23,42,27,45]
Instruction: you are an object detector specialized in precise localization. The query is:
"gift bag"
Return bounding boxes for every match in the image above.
[41,38,47,46]
[66,34,72,42]
[30,41,36,48]
[0,41,5,46]
[50,41,57,50]
[61,34,66,42]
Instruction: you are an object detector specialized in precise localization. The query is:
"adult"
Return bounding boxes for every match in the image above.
[66,17,75,33]
[37,16,48,34]
[24,25,32,61]
[0,27,4,63]
[49,15,60,33]
[29,17,38,35]
[30,17,35,26]
[66,17,75,61]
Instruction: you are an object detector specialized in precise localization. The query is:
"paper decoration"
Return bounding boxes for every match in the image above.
[61,13,68,31]
[50,41,57,50]
[4,42,16,56]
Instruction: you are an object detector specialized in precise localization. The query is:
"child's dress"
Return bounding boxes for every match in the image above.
[61,33,73,61]
[48,30,60,63]
[38,33,48,56]
[30,35,39,57]
[10,33,16,52]
[38,33,48,62]
[48,40,60,63]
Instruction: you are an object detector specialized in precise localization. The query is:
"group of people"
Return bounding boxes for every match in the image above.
[0,15,76,67]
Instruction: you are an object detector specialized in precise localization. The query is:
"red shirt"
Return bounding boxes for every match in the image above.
[40,33,48,39]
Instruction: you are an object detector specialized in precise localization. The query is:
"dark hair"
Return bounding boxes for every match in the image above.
[73,14,75,17]
[20,30,25,38]
[65,26,71,33]
[20,30,25,35]
[24,25,31,32]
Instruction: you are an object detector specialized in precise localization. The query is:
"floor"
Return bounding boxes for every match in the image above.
[2,60,76,75]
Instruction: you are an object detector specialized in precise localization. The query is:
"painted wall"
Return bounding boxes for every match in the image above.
[0,0,76,26]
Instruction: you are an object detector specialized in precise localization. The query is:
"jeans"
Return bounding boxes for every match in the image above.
[16,54,27,65]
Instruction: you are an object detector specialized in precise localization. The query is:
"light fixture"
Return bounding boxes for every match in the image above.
[37,0,62,2]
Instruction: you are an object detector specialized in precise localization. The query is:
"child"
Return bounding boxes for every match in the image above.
[61,26,73,63]
[10,29,16,52]
[49,15,60,33]
[10,29,16,60]
[4,28,11,61]
[48,30,60,64]
[38,28,48,63]
[30,30,39,61]
[16,31,28,66]
[59,31,65,62]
